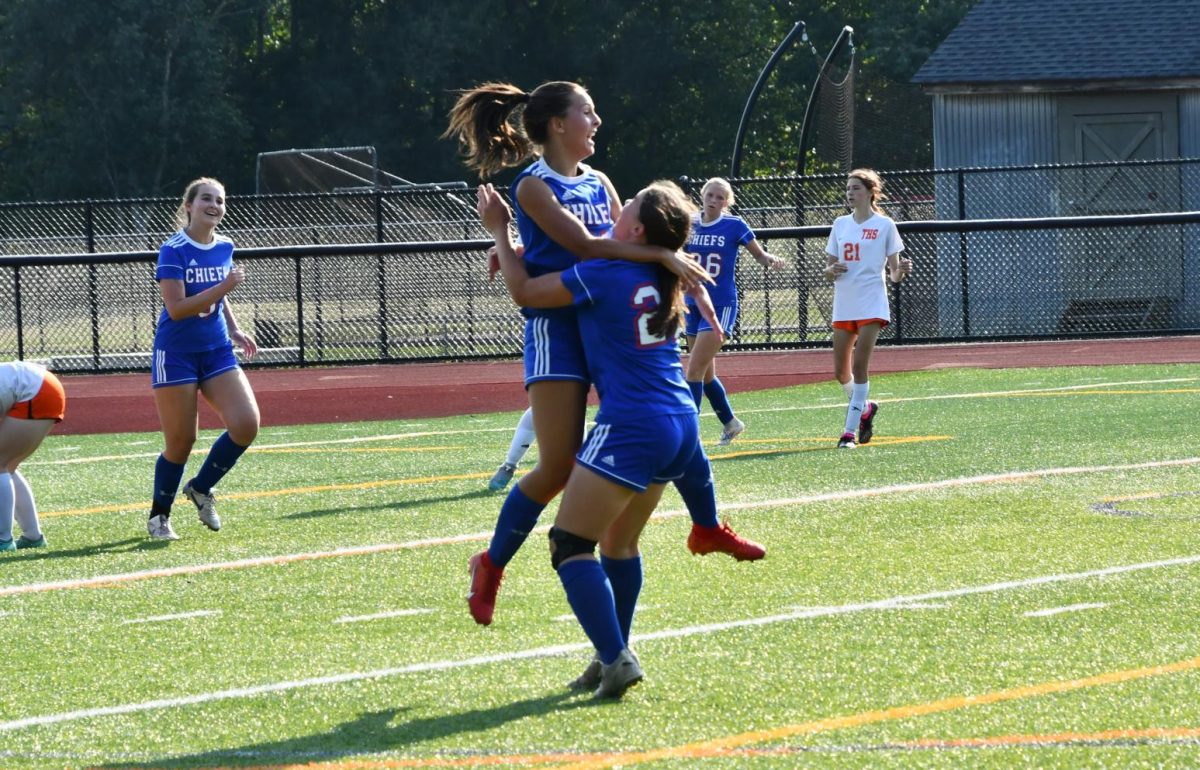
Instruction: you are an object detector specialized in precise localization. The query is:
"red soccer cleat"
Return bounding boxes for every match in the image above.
[466,550,504,626]
[687,522,766,561]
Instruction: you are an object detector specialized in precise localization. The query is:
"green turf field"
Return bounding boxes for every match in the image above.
[3,363,1199,769]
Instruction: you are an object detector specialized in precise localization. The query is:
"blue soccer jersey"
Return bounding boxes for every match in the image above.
[561,260,696,423]
[511,159,613,321]
[684,214,756,306]
[153,230,234,352]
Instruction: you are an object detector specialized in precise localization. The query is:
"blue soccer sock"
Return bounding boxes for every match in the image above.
[487,484,546,567]
[190,432,249,495]
[0,472,14,543]
[601,554,643,643]
[152,454,187,516]
[673,447,719,528]
[704,378,735,424]
[557,559,625,665]
[687,380,704,408]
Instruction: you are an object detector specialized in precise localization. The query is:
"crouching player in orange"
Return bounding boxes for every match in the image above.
[0,360,67,550]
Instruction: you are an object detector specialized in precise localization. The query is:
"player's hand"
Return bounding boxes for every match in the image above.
[231,329,258,359]
[664,249,713,292]
[476,183,512,236]
[486,243,524,281]
[897,257,914,278]
[764,254,786,271]
[825,263,848,281]
[223,264,246,291]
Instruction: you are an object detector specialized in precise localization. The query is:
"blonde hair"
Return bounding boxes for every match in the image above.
[848,168,886,213]
[700,177,735,208]
[175,177,225,229]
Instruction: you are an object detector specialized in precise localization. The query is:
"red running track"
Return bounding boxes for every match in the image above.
[56,336,1200,435]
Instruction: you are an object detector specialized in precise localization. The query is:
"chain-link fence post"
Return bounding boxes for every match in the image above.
[14,266,24,360]
[294,255,307,367]
[956,171,970,336]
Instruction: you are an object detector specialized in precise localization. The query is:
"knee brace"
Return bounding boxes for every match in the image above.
[548,526,597,570]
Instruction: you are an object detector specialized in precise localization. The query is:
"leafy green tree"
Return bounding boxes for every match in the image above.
[0,0,262,199]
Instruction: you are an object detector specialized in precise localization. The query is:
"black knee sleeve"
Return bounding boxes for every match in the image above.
[549,526,597,570]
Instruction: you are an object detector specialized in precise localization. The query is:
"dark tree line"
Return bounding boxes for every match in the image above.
[0,0,972,201]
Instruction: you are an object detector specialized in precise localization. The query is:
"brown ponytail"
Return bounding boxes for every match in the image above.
[444,81,587,179]
[637,181,695,340]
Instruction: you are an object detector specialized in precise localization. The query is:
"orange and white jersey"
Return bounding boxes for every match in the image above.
[825,212,904,323]
[0,361,48,415]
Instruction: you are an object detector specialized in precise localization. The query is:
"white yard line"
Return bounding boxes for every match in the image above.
[333,609,435,624]
[2,554,1196,732]
[3,456,1198,598]
[120,610,221,625]
[1024,603,1107,618]
[30,377,1193,465]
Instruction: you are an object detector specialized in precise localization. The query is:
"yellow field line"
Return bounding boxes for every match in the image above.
[40,436,949,518]
[143,673,1200,770]
[250,446,465,455]
[42,472,500,518]
[712,435,950,460]
[551,655,1200,769]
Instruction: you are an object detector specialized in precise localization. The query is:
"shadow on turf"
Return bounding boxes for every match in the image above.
[284,488,494,520]
[96,692,602,768]
[6,537,167,562]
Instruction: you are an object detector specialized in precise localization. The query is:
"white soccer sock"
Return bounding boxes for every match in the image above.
[844,381,870,435]
[0,472,14,542]
[505,407,536,467]
[12,471,41,541]
[841,380,854,399]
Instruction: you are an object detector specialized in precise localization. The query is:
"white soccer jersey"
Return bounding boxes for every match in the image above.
[0,361,48,415]
[825,212,904,322]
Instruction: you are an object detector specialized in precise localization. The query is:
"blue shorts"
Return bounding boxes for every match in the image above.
[151,345,239,389]
[685,302,738,337]
[523,314,589,387]
[576,412,701,492]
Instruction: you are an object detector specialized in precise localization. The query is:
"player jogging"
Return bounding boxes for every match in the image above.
[684,177,784,445]
[148,177,260,540]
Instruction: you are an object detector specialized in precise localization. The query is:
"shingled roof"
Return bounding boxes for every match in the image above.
[913,0,1200,89]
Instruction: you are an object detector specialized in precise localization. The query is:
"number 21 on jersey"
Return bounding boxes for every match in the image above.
[842,243,861,262]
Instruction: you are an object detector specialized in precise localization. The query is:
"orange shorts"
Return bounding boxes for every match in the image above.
[832,318,888,333]
[6,371,66,422]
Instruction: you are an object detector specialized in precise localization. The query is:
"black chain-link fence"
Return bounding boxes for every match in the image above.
[2,159,1198,373]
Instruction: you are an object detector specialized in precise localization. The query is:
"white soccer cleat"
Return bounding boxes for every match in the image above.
[718,417,745,446]
[594,648,644,699]
[147,514,180,541]
[183,481,221,531]
[487,463,517,492]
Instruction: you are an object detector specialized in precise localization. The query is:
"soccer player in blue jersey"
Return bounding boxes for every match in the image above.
[683,177,784,447]
[147,178,260,540]
[480,179,707,698]
[445,81,761,626]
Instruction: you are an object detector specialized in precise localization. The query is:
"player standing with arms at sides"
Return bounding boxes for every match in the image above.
[823,168,912,448]
[0,361,66,550]
[480,180,701,697]
[684,177,784,445]
[148,177,260,540]
[446,82,758,626]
